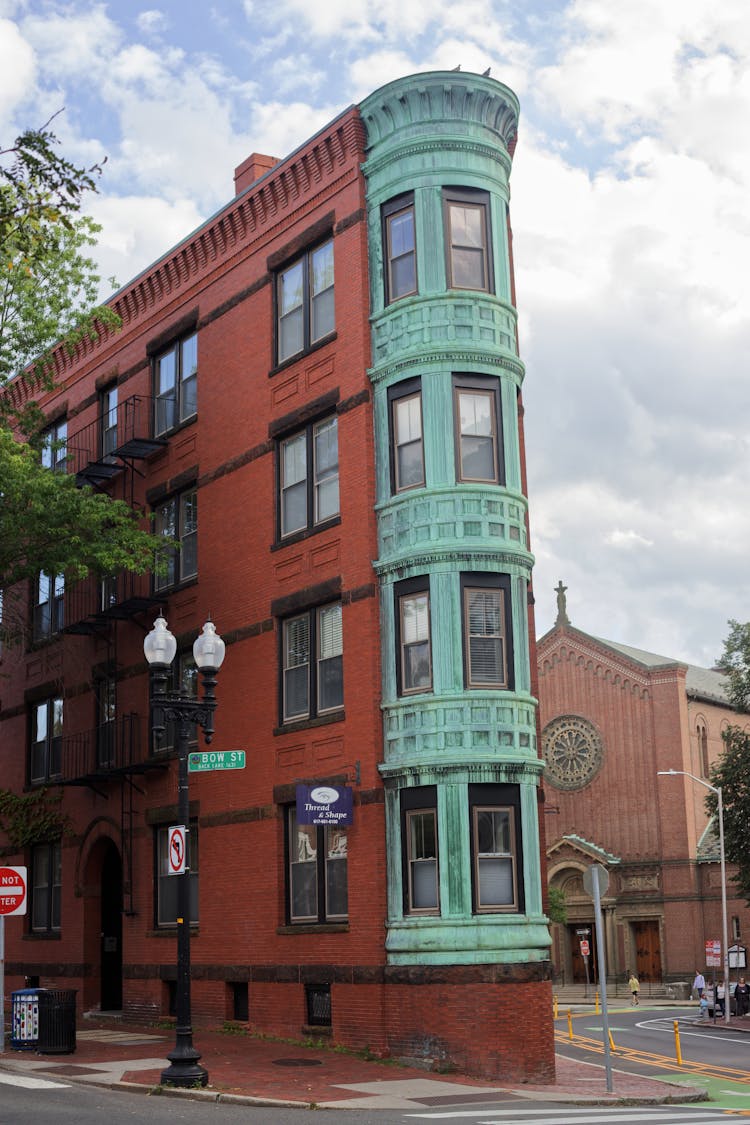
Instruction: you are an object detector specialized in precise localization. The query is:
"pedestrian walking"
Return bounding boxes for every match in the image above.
[693,969,706,999]
[735,977,749,1016]
[628,971,640,1006]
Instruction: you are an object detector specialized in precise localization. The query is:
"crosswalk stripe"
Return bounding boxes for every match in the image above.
[405,1111,729,1122]
[0,1073,71,1090]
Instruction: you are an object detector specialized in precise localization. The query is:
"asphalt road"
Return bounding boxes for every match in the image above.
[0,1076,736,1125]
[556,1003,750,1109]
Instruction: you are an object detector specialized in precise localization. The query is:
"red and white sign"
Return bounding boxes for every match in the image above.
[580,939,590,957]
[167,826,186,875]
[0,866,27,916]
[706,938,721,967]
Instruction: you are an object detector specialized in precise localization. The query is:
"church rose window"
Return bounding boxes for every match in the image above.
[542,715,604,790]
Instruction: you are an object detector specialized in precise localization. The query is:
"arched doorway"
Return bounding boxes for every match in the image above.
[99,840,123,1010]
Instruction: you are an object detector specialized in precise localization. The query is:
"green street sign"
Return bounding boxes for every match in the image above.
[188,750,246,773]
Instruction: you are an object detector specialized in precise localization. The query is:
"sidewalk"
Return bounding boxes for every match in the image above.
[0,1012,709,1111]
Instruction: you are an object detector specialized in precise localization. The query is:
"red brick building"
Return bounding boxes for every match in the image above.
[539,588,750,990]
[0,70,554,1080]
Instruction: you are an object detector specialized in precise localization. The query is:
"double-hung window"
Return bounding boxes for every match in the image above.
[279,416,339,538]
[156,824,198,926]
[401,787,439,915]
[101,384,118,459]
[396,579,432,695]
[33,572,64,641]
[286,807,348,923]
[31,696,63,784]
[31,841,62,933]
[443,188,492,291]
[469,784,521,913]
[282,602,343,723]
[389,380,424,492]
[453,375,503,484]
[277,239,335,364]
[155,488,198,591]
[41,418,67,472]
[383,193,417,302]
[462,575,512,690]
[96,676,117,769]
[155,332,198,436]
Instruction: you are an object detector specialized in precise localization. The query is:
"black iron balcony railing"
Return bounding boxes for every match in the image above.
[64,571,161,634]
[67,394,166,486]
[59,713,166,785]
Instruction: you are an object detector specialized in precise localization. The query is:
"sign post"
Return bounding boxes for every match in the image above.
[0,866,28,1055]
[583,863,613,1094]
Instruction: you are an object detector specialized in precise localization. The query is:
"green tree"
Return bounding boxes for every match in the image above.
[716,619,750,713]
[547,885,567,925]
[707,726,750,905]
[0,428,165,589]
[705,620,750,904]
[1,116,119,415]
[0,119,169,642]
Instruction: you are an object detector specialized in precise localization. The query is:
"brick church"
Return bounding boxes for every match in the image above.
[539,584,750,989]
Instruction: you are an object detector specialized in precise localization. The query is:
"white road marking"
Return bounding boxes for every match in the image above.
[0,1072,70,1089]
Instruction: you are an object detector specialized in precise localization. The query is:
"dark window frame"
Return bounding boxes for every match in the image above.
[284,805,348,924]
[443,187,493,293]
[153,330,198,437]
[41,417,68,472]
[382,192,417,304]
[280,601,343,725]
[32,571,64,642]
[452,373,504,485]
[154,486,198,592]
[155,822,199,928]
[388,377,425,494]
[468,783,523,914]
[460,573,513,691]
[277,414,339,542]
[100,383,118,460]
[30,839,62,934]
[395,576,432,696]
[400,786,439,916]
[30,695,63,785]
[275,236,335,365]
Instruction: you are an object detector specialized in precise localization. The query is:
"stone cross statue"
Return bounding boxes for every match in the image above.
[555,580,570,626]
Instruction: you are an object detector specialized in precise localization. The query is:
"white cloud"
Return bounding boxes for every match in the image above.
[136,9,168,36]
[0,17,36,119]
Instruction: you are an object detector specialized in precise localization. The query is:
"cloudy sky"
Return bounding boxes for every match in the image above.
[2,0,748,668]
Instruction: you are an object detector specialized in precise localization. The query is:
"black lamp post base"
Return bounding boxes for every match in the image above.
[160,1043,209,1087]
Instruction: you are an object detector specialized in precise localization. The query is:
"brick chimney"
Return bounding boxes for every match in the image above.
[234,153,279,196]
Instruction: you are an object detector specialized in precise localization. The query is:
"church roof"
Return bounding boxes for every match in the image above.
[591,636,729,705]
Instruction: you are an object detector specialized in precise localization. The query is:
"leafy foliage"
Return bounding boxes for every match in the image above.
[547,884,568,925]
[0,787,71,849]
[0,117,170,634]
[1,116,119,408]
[716,620,750,714]
[707,726,750,905]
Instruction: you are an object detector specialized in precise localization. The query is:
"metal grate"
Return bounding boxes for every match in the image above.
[305,983,331,1027]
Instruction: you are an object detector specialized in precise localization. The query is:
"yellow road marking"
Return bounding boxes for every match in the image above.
[555,1030,750,1085]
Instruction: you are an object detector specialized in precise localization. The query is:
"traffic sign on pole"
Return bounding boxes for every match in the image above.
[168,826,186,875]
[0,867,27,916]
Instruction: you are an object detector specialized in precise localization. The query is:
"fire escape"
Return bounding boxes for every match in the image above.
[59,393,168,913]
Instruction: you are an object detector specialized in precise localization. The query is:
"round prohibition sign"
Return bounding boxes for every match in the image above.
[168,826,186,874]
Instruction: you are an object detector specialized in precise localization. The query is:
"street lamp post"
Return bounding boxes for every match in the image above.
[144,614,226,1086]
[657,768,730,1025]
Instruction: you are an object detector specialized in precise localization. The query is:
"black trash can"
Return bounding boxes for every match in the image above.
[10,989,42,1051]
[37,989,77,1054]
